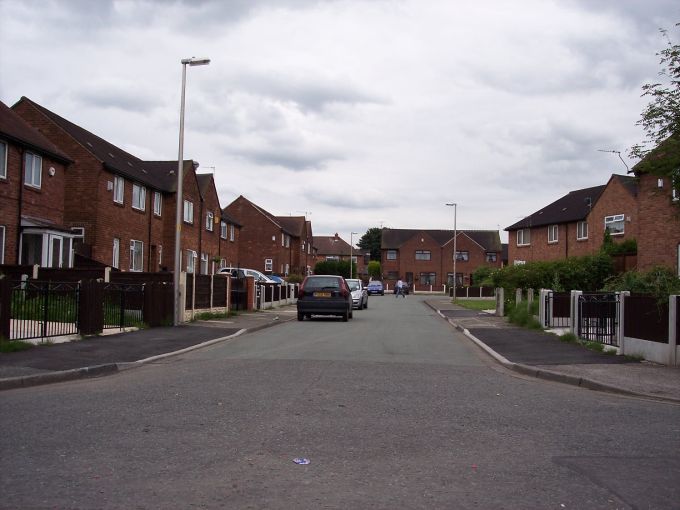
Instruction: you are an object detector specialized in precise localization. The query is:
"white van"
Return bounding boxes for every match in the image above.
[218,267,277,283]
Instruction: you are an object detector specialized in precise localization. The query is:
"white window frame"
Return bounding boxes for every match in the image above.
[548,225,558,244]
[285,235,290,248]
[486,252,497,263]
[183,200,194,224]
[0,140,7,179]
[415,250,431,261]
[113,176,124,204]
[112,238,120,269]
[577,221,588,240]
[517,229,530,246]
[604,214,625,236]
[672,170,679,202]
[220,221,227,239]
[186,249,197,273]
[455,251,469,261]
[158,245,163,267]
[229,224,235,242]
[387,250,397,260]
[24,152,42,188]
[265,258,273,272]
[154,191,162,216]
[129,239,143,272]
[0,225,5,264]
[206,211,214,231]
[132,183,146,211]
[325,255,339,261]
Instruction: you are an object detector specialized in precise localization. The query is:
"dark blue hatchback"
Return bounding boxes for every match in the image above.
[366,281,384,295]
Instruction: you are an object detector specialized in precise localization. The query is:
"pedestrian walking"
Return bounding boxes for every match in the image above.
[395,279,406,298]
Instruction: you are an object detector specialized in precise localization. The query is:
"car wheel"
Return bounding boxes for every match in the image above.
[342,310,349,322]
[349,308,353,319]
[364,300,368,309]
[297,312,304,321]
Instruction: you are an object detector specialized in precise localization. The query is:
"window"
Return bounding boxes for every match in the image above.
[455,251,469,261]
[200,253,208,274]
[672,169,679,202]
[230,224,235,242]
[112,238,120,268]
[220,221,227,239]
[514,260,526,265]
[265,258,273,272]
[577,221,588,240]
[387,271,399,279]
[20,233,44,265]
[183,200,194,224]
[130,240,143,272]
[158,245,163,267]
[604,214,625,235]
[186,250,197,273]
[486,252,497,263]
[0,225,4,264]
[302,241,305,252]
[24,152,42,188]
[326,255,339,261]
[206,211,214,231]
[548,225,558,244]
[387,250,397,260]
[285,235,290,248]
[113,176,124,204]
[0,140,7,179]
[132,183,146,211]
[419,272,436,285]
[517,229,530,246]
[281,233,285,247]
[415,250,431,261]
[154,192,162,216]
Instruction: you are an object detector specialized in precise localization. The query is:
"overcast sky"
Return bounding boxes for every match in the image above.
[1,0,678,245]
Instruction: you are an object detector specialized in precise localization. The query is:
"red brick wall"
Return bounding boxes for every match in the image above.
[197,177,223,274]
[0,139,68,264]
[637,173,680,273]
[587,176,638,253]
[443,234,502,286]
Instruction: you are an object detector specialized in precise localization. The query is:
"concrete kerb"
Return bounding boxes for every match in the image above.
[0,314,296,391]
[428,302,680,404]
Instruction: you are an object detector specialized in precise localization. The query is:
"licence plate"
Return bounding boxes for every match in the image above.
[313,292,331,298]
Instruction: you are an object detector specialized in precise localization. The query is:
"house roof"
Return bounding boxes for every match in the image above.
[13,97,186,192]
[224,195,296,235]
[313,235,353,256]
[504,184,606,231]
[381,229,502,252]
[0,100,71,163]
[276,216,307,237]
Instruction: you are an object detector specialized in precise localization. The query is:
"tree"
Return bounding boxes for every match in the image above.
[367,260,381,279]
[358,227,382,261]
[629,23,680,192]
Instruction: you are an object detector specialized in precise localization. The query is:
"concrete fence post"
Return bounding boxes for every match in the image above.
[32,264,39,279]
[495,288,504,317]
[527,288,534,311]
[669,295,678,366]
[210,274,214,312]
[104,267,111,283]
[515,288,522,305]
[226,275,231,311]
[538,289,551,328]
[570,290,582,336]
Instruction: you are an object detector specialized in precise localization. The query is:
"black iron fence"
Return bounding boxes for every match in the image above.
[578,293,620,346]
[102,283,145,330]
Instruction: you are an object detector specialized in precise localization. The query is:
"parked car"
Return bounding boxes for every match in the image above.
[346,278,368,310]
[366,280,384,296]
[297,275,353,321]
[218,267,277,283]
[267,274,285,284]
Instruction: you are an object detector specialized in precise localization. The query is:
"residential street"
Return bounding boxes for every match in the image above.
[1,296,679,509]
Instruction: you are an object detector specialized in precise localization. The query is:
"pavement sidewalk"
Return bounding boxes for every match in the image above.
[0,307,296,390]
[425,298,680,404]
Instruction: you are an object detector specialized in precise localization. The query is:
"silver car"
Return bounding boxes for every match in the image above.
[346,279,368,310]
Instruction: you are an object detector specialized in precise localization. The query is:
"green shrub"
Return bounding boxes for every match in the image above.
[603,265,680,302]
[287,273,304,284]
[506,300,542,329]
[559,332,578,343]
[0,340,35,353]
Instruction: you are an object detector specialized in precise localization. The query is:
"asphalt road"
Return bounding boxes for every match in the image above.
[1,295,679,509]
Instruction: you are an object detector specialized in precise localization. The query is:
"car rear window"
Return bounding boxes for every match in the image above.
[304,276,341,290]
[347,280,361,291]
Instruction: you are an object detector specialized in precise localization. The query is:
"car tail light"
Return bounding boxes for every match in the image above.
[340,281,349,298]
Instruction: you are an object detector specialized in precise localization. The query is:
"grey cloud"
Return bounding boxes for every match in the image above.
[76,83,165,114]
[229,145,343,171]
[302,188,392,210]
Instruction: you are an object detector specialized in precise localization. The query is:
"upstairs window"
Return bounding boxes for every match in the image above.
[25,152,42,188]
[132,183,146,211]
[183,200,194,224]
[577,221,588,240]
[455,251,469,261]
[486,252,497,263]
[186,250,197,273]
[220,221,227,239]
[415,250,431,261]
[113,176,124,204]
[206,211,214,231]
[604,214,625,235]
[386,250,397,260]
[229,224,235,242]
[0,140,7,179]
[265,258,273,272]
[548,225,558,244]
[154,192,162,216]
[517,229,530,246]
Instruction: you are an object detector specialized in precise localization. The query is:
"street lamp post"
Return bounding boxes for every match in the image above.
[174,56,210,326]
[350,232,358,279]
[445,203,457,300]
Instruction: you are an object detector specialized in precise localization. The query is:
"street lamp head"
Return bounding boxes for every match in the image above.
[445,203,457,207]
[181,57,211,66]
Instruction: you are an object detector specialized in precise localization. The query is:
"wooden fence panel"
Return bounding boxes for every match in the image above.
[624,295,668,343]
[213,276,227,307]
[194,275,212,309]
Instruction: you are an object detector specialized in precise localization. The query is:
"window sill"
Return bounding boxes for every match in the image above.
[576,237,588,242]
[517,244,531,247]
[548,241,558,245]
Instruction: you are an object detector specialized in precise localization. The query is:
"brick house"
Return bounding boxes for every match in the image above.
[313,233,370,277]
[11,96,233,273]
[505,174,638,265]
[0,101,74,266]
[223,195,314,276]
[380,228,502,290]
